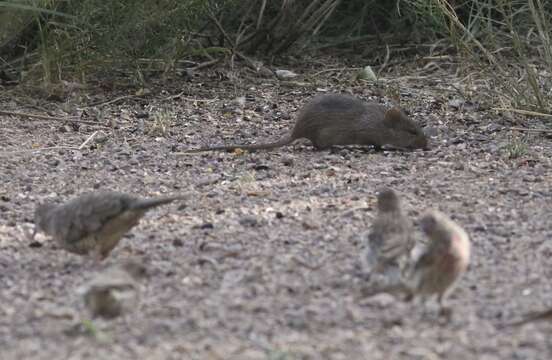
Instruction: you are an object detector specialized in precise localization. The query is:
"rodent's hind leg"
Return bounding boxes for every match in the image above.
[312,143,333,151]
[311,128,339,150]
[310,136,331,150]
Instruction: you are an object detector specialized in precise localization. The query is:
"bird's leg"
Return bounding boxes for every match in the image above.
[437,294,453,319]
[92,248,108,266]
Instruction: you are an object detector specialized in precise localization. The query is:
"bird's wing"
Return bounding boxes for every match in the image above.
[367,228,383,247]
[370,217,413,261]
[379,234,409,261]
[60,193,130,244]
[412,244,439,272]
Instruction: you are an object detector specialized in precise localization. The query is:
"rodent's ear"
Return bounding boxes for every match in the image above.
[384,107,404,124]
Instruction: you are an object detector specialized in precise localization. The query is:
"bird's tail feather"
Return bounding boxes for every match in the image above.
[132,195,186,210]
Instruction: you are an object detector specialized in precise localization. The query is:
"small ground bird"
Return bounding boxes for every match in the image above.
[82,260,148,318]
[406,210,471,315]
[33,191,185,260]
[365,188,415,274]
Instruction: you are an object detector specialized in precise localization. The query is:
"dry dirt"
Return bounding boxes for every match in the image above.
[1,63,552,359]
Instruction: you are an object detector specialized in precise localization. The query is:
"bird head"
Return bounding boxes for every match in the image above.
[376,188,401,213]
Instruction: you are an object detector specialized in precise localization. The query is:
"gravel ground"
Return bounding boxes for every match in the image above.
[1,65,552,359]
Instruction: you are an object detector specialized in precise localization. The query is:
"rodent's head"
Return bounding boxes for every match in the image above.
[383,108,429,150]
[33,202,57,235]
[122,260,149,280]
[376,188,401,213]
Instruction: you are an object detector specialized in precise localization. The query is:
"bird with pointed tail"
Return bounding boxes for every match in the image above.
[33,191,185,260]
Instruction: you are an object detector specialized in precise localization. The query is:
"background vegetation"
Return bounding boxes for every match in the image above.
[1,0,551,114]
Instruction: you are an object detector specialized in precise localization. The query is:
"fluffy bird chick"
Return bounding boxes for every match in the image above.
[365,188,415,274]
[33,191,185,260]
[406,210,470,314]
[82,260,148,319]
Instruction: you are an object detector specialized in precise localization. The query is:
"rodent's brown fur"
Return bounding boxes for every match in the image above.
[185,93,428,152]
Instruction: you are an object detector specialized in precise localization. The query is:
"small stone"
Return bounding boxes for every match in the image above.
[252,164,270,171]
[281,157,294,166]
[453,162,465,171]
[356,66,377,81]
[198,223,214,230]
[239,216,258,227]
[275,69,298,80]
[448,99,464,109]
[365,293,397,307]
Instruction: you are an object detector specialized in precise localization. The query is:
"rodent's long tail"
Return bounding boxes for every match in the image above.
[182,135,294,153]
[506,308,552,327]
[132,195,186,210]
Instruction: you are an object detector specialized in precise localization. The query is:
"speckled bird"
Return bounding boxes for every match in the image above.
[33,191,185,260]
[365,188,415,274]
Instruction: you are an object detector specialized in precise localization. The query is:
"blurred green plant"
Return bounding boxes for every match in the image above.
[503,134,529,159]
[399,0,552,115]
[1,0,552,120]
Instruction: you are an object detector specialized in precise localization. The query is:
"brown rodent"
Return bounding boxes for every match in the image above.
[185,93,428,152]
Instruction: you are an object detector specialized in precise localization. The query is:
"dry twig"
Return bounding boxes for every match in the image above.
[0,110,110,128]
[509,127,552,133]
[493,107,552,119]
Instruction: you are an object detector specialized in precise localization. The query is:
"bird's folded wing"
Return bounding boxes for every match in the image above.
[61,194,128,244]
